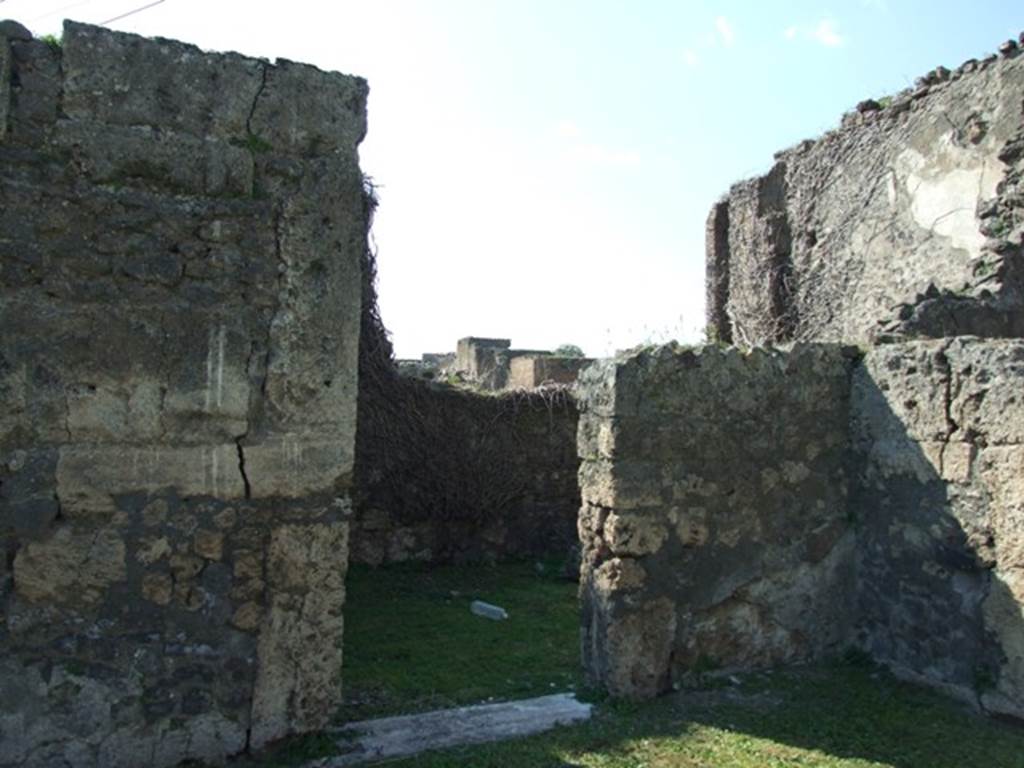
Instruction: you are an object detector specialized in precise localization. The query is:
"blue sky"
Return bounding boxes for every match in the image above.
[10,0,1024,357]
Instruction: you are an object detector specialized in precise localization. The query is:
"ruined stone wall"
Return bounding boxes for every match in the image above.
[455,337,511,389]
[578,338,1024,718]
[576,343,855,698]
[0,21,367,766]
[507,355,594,389]
[707,45,1024,347]
[453,337,557,391]
[353,379,579,564]
[852,338,1024,719]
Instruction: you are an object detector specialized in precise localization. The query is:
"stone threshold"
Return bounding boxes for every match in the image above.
[308,693,593,766]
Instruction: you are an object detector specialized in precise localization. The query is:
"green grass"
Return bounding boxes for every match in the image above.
[40,33,62,52]
[381,663,1024,767]
[243,562,1024,767]
[339,559,582,721]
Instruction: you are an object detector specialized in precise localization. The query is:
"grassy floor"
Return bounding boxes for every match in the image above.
[248,561,1024,767]
[381,663,1024,767]
[339,559,581,721]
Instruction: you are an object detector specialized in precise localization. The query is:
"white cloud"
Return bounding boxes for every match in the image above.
[784,19,845,48]
[683,49,700,68]
[715,16,735,47]
[811,19,844,47]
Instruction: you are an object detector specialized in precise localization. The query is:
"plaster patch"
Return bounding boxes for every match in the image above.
[896,140,998,258]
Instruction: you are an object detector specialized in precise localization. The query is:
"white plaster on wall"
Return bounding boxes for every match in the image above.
[896,135,1001,259]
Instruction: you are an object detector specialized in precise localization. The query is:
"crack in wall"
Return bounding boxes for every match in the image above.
[235,439,252,499]
[245,61,269,138]
[935,340,959,480]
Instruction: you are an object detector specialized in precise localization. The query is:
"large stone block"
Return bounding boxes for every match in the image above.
[243,437,352,498]
[57,444,246,515]
[594,598,676,700]
[62,22,261,141]
[577,343,853,699]
[13,525,126,604]
[250,58,368,156]
[250,521,348,748]
[54,122,254,197]
[946,338,1024,445]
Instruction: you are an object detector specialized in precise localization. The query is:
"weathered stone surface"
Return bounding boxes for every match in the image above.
[56,444,246,515]
[194,529,225,561]
[507,355,594,389]
[454,337,511,389]
[592,557,647,595]
[600,598,676,700]
[1,19,365,767]
[0,20,32,41]
[13,526,126,604]
[603,512,667,556]
[244,436,353,498]
[8,39,61,143]
[332,693,592,766]
[577,343,855,698]
[708,51,1024,345]
[250,58,368,155]
[250,522,349,748]
[853,338,1024,719]
[579,337,1024,720]
[0,28,11,140]
[55,122,255,197]
[61,22,262,141]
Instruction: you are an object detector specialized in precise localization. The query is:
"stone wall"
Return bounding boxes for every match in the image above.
[507,355,594,389]
[576,343,856,698]
[852,338,1024,719]
[455,337,511,389]
[707,44,1024,346]
[453,337,554,390]
[578,338,1024,718]
[0,21,367,766]
[352,379,579,564]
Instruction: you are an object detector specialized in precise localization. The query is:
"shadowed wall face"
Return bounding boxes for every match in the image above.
[853,339,1024,719]
[577,339,1024,720]
[0,21,366,766]
[352,380,580,565]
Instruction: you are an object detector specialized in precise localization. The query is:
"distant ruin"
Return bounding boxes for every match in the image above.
[2,16,1024,768]
[398,336,593,390]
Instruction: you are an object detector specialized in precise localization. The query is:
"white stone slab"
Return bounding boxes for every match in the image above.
[312,693,592,766]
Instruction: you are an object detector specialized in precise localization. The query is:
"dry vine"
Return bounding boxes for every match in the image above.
[353,178,578,560]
